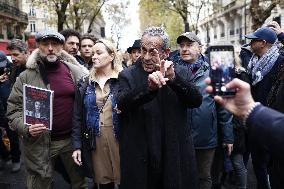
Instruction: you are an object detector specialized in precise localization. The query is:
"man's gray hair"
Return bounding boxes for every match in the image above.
[142,27,170,50]
[7,39,29,53]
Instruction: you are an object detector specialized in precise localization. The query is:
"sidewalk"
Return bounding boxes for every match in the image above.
[0,160,26,189]
[0,159,257,189]
[0,160,73,189]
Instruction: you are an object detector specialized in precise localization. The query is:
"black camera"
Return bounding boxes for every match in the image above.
[0,59,12,76]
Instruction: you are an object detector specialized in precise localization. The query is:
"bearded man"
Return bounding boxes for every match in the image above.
[6,30,88,189]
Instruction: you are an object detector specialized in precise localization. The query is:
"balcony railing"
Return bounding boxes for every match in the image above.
[0,1,28,24]
[223,0,236,11]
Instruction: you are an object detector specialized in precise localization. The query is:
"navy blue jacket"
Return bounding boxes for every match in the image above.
[277,32,284,44]
[0,80,11,118]
[0,62,19,117]
[248,105,284,158]
[250,55,284,105]
[240,45,252,68]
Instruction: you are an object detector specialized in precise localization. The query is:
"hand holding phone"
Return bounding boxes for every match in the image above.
[0,72,9,82]
[4,67,11,75]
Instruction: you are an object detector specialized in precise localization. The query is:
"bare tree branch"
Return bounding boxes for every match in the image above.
[250,0,279,30]
[87,0,107,33]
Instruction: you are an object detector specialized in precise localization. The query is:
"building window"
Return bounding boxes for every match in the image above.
[229,20,235,36]
[29,6,36,16]
[214,27,217,39]
[0,25,3,39]
[15,26,20,35]
[43,9,48,18]
[30,21,36,32]
[7,25,12,34]
[219,22,225,38]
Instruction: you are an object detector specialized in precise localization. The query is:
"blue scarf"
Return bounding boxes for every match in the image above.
[84,81,119,138]
[170,51,204,71]
[177,55,204,72]
[247,45,280,85]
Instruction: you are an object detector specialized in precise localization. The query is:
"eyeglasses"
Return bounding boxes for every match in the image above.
[250,39,266,43]
[141,47,164,57]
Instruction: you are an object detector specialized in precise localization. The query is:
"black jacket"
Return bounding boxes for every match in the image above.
[247,105,284,158]
[232,69,250,154]
[117,60,202,189]
[250,55,284,106]
[267,55,284,112]
[0,63,24,122]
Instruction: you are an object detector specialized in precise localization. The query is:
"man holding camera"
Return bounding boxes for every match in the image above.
[0,51,14,169]
[0,44,26,172]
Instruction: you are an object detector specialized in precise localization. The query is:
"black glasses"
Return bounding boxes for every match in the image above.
[250,39,266,43]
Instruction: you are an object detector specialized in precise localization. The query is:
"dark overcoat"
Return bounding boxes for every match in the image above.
[117,60,202,189]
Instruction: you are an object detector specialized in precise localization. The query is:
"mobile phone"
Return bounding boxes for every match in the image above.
[208,45,236,96]
[4,67,11,75]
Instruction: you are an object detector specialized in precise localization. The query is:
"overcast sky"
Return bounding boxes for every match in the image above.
[103,0,141,51]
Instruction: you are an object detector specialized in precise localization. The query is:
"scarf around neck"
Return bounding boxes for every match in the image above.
[178,55,204,71]
[247,45,279,85]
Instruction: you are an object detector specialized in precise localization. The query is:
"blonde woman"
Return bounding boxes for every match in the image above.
[72,39,123,189]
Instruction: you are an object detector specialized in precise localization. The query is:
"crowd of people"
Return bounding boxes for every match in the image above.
[0,21,284,189]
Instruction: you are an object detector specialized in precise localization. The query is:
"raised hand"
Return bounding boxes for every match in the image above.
[0,73,9,82]
[148,71,169,91]
[267,21,284,35]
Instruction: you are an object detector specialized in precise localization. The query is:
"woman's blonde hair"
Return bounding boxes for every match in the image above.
[89,39,123,80]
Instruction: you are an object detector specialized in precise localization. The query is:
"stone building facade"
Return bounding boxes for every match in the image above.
[0,0,28,53]
[196,0,284,48]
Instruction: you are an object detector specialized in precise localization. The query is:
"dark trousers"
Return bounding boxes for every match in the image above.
[0,118,21,163]
[231,153,247,189]
[211,146,224,186]
[195,148,215,189]
[269,160,284,189]
[251,150,271,189]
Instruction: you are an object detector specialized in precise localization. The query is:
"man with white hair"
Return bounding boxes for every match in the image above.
[117,26,202,189]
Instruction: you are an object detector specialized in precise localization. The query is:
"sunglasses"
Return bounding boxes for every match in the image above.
[250,39,266,43]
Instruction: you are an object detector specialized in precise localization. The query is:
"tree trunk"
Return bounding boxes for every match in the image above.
[74,5,81,31]
[194,1,205,34]
[57,12,66,32]
[87,0,106,33]
[56,0,70,32]
[184,21,189,32]
[249,0,278,30]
